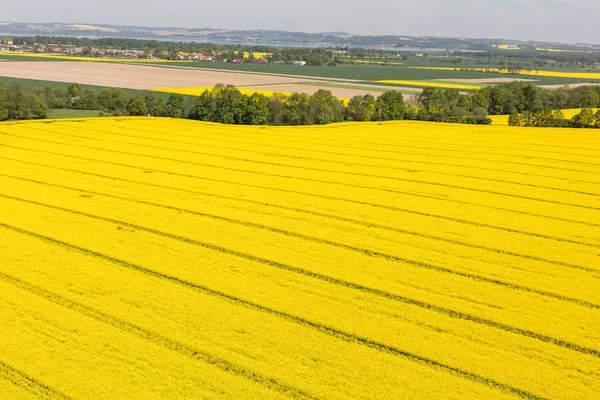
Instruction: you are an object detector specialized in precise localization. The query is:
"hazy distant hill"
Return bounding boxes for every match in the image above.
[1,22,598,52]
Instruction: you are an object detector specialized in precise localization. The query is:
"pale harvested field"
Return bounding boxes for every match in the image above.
[0,61,420,99]
[0,61,300,89]
[240,83,420,99]
[540,82,600,89]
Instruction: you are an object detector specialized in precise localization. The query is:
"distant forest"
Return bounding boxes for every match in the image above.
[6,36,600,67]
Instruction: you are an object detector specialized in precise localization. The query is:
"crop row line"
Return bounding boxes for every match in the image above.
[125,119,600,164]
[0,271,316,400]
[0,225,548,400]
[4,156,597,275]
[50,124,599,197]
[11,127,600,211]
[3,172,598,310]
[122,118,600,156]
[0,199,597,360]
[0,360,72,400]
[2,144,597,245]
[165,123,600,170]
[110,120,600,186]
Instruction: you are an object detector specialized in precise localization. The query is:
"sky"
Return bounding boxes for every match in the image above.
[3,0,599,43]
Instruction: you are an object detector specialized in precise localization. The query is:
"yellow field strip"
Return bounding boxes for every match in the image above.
[1,156,599,323]
[1,128,598,291]
[1,117,598,399]
[0,227,527,399]
[153,87,294,97]
[1,167,599,342]
[3,123,598,237]
[409,66,600,80]
[0,197,598,399]
[0,280,286,399]
[490,109,599,126]
[375,80,482,90]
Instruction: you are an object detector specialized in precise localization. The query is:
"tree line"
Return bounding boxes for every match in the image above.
[417,82,600,125]
[7,80,600,128]
[187,84,490,125]
[0,82,188,121]
[0,81,492,125]
[508,108,600,128]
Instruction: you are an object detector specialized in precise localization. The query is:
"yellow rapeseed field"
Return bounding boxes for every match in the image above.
[0,117,599,399]
[410,66,600,80]
[153,86,294,97]
[375,79,482,90]
[490,108,599,125]
[494,44,521,50]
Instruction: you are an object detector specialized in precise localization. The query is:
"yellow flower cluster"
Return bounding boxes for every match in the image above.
[153,86,294,97]
[490,108,599,125]
[0,117,598,399]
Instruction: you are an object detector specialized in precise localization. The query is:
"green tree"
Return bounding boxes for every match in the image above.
[0,89,7,121]
[73,88,99,110]
[572,108,595,128]
[508,113,521,127]
[141,91,158,116]
[153,97,168,117]
[471,87,491,111]
[99,88,130,115]
[375,91,406,121]
[347,94,376,122]
[26,93,48,119]
[211,85,247,123]
[127,93,148,116]
[166,93,186,118]
[267,93,287,125]
[308,90,345,125]
[283,92,311,125]
[552,88,570,109]
[243,93,269,125]
[189,90,216,121]
[594,110,600,128]
[530,108,553,127]
[51,87,69,109]
[5,83,27,120]
[581,89,600,108]
[67,83,82,106]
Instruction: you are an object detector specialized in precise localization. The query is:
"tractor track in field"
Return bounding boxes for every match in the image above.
[39,123,600,198]
[0,360,73,400]
[0,225,552,400]
[3,156,597,278]
[2,143,598,247]
[6,127,600,212]
[1,198,599,362]
[2,172,599,310]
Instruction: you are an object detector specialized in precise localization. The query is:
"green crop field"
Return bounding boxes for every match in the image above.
[150,62,593,86]
[46,109,103,119]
